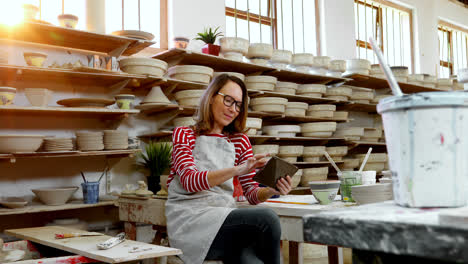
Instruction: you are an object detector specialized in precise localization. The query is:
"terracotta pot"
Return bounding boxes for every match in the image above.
[202,44,221,56]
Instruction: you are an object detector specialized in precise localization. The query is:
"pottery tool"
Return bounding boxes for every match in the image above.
[97,166,108,183]
[55,232,103,239]
[323,151,342,176]
[369,37,403,97]
[358,147,373,172]
[97,232,126,250]
[80,171,87,183]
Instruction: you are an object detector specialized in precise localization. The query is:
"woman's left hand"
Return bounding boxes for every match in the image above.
[275,175,293,195]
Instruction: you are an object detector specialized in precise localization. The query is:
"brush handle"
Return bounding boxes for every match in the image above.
[323,151,342,175]
[359,147,373,172]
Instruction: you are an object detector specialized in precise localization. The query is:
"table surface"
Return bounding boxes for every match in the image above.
[303,201,468,262]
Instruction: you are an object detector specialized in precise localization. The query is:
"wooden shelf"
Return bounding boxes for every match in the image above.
[343,74,441,93]
[264,69,347,85]
[0,200,115,216]
[337,102,378,112]
[0,21,154,56]
[0,65,147,88]
[152,48,275,74]
[0,150,140,162]
[347,141,386,146]
[267,115,348,123]
[0,106,139,116]
[293,161,344,167]
[248,135,344,144]
[135,103,180,114]
[138,130,173,138]
[247,90,343,105]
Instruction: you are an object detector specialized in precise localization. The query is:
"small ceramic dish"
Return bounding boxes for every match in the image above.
[23,52,47,67]
[0,197,28,209]
[57,14,79,28]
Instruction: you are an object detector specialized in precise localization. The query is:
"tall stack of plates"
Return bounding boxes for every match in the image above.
[75,132,104,151]
[103,130,128,150]
[44,138,73,152]
[351,183,393,205]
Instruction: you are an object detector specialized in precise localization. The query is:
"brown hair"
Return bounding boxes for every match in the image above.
[194,74,249,135]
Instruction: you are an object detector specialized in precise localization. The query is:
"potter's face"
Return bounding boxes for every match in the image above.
[211,80,243,129]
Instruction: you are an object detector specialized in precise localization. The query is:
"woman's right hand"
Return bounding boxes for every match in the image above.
[236,153,269,175]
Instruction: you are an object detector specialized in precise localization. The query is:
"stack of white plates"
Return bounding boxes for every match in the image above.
[103,130,128,150]
[351,183,393,205]
[44,138,73,152]
[75,131,104,151]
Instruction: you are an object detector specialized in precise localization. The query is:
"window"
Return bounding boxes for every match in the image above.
[105,0,161,48]
[225,0,318,54]
[354,0,413,72]
[0,0,86,29]
[438,21,468,78]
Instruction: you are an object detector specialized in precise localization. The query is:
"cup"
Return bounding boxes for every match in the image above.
[339,171,362,202]
[81,181,99,204]
[361,171,377,185]
[173,37,189,49]
[115,94,135,109]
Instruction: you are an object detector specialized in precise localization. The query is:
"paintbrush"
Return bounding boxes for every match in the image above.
[80,171,87,183]
[55,232,103,239]
[97,166,108,183]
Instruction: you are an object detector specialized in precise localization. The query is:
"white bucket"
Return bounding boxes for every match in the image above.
[377,92,468,207]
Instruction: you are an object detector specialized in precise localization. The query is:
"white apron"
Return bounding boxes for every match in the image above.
[166,135,237,264]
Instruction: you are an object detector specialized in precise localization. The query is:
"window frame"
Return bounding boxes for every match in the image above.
[225,0,321,54]
[438,20,468,78]
[354,0,414,72]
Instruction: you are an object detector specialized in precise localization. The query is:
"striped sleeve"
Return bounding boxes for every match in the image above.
[235,134,261,205]
[170,127,211,192]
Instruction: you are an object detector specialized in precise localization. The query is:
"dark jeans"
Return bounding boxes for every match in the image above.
[205,207,282,264]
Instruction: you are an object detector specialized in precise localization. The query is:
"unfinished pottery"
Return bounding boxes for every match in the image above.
[339,159,360,170]
[245,76,277,91]
[326,86,353,97]
[329,60,346,72]
[362,162,385,172]
[300,122,337,133]
[364,128,383,138]
[252,144,279,155]
[292,53,314,66]
[262,125,301,137]
[346,59,371,71]
[457,68,468,83]
[247,43,273,59]
[333,111,349,119]
[390,66,409,77]
[291,169,303,188]
[306,110,334,118]
[333,127,365,138]
[303,146,326,157]
[350,90,375,101]
[119,58,168,76]
[0,197,28,209]
[250,97,288,113]
[297,84,326,95]
[31,186,78,205]
[301,167,329,186]
[326,95,348,101]
[213,72,245,81]
[219,37,250,55]
[271,49,293,64]
[142,86,171,104]
[279,145,304,156]
[135,181,153,197]
[173,117,196,127]
[308,104,336,111]
[285,102,308,116]
[325,146,348,157]
[313,56,331,69]
[355,153,388,163]
[174,89,205,106]
[168,65,214,84]
[246,117,262,129]
[0,134,44,153]
[24,88,53,107]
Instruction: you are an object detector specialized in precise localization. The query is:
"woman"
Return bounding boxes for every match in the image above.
[166,74,293,264]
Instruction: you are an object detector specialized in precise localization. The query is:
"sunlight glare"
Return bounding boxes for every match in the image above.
[0,3,24,26]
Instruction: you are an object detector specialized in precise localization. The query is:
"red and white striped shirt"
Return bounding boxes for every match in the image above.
[168,126,261,205]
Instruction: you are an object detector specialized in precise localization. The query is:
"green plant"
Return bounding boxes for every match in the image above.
[194,26,224,44]
[136,141,172,178]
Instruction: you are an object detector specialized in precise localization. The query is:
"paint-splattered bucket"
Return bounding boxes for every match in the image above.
[81,181,100,204]
[378,92,468,207]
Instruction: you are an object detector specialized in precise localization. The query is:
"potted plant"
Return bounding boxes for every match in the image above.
[136,141,172,193]
[195,26,224,56]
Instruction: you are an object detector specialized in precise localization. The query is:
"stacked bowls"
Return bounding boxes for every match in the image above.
[327,60,346,77]
[291,53,315,73]
[306,104,336,118]
[300,122,337,138]
[333,127,365,140]
[252,144,279,156]
[325,86,353,101]
[270,49,293,69]
[300,167,329,186]
[219,37,250,61]
[174,89,205,107]
[75,131,103,151]
[325,146,348,161]
[297,84,326,98]
[285,102,308,117]
[44,138,73,152]
[247,43,274,66]
[245,76,277,91]
[344,59,371,75]
[262,125,301,137]
[245,117,262,135]
[250,97,288,113]
[302,146,325,162]
[390,66,409,83]
[275,81,298,95]
[350,88,375,104]
[457,68,468,90]
[119,58,167,76]
[278,145,304,162]
[351,183,393,205]
[168,65,214,83]
[104,130,128,150]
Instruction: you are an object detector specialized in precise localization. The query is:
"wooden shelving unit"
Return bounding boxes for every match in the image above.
[0,21,154,56]
[247,90,343,105]
[0,200,115,216]
[248,135,344,144]
[0,65,148,89]
[343,73,441,93]
[0,106,139,117]
[0,150,140,163]
[293,161,344,167]
[337,102,378,112]
[152,48,347,85]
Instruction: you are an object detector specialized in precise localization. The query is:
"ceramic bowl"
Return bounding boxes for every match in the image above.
[275,81,298,94]
[303,146,326,157]
[173,37,189,49]
[23,52,47,67]
[313,56,331,69]
[262,125,301,137]
[32,187,78,206]
[390,66,409,77]
[24,88,53,107]
[22,4,39,20]
[325,146,348,157]
[292,53,314,66]
[329,60,346,72]
[346,59,371,71]
[0,197,28,209]
[252,144,279,155]
[300,122,337,133]
[57,14,79,28]
[220,37,250,55]
[307,104,336,111]
[168,65,214,83]
[174,89,205,106]
[291,169,303,188]
[350,90,374,100]
[115,94,135,109]
[0,87,16,105]
[297,84,326,95]
[173,117,196,127]
[309,181,340,205]
[119,58,168,76]
[279,145,304,157]
[247,43,273,59]
[271,49,293,64]
[285,102,308,117]
[245,75,278,91]
[213,72,246,82]
[0,134,44,153]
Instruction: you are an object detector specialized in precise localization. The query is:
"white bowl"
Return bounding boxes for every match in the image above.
[24,88,53,107]
[0,134,44,153]
[325,146,348,157]
[247,43,274,59]
[346,59,371,71]
[300,122,337,133]
[246,117,263,130]
[31,187,79,206]
[279,145,304,156]
[292,53,315,66]
[297,84,326,95]
[252,144,279,155]
[271,49,293,64]
[308,104,336,111]
[313,56,331,69]
[220,37,250,55]
[173,117,196,127]
[329,60,346,72]
[303,146,326,157]
[168,65,214,83]
[119,58,168,76]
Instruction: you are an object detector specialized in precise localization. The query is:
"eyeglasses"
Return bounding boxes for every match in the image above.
[217,92,242,112]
